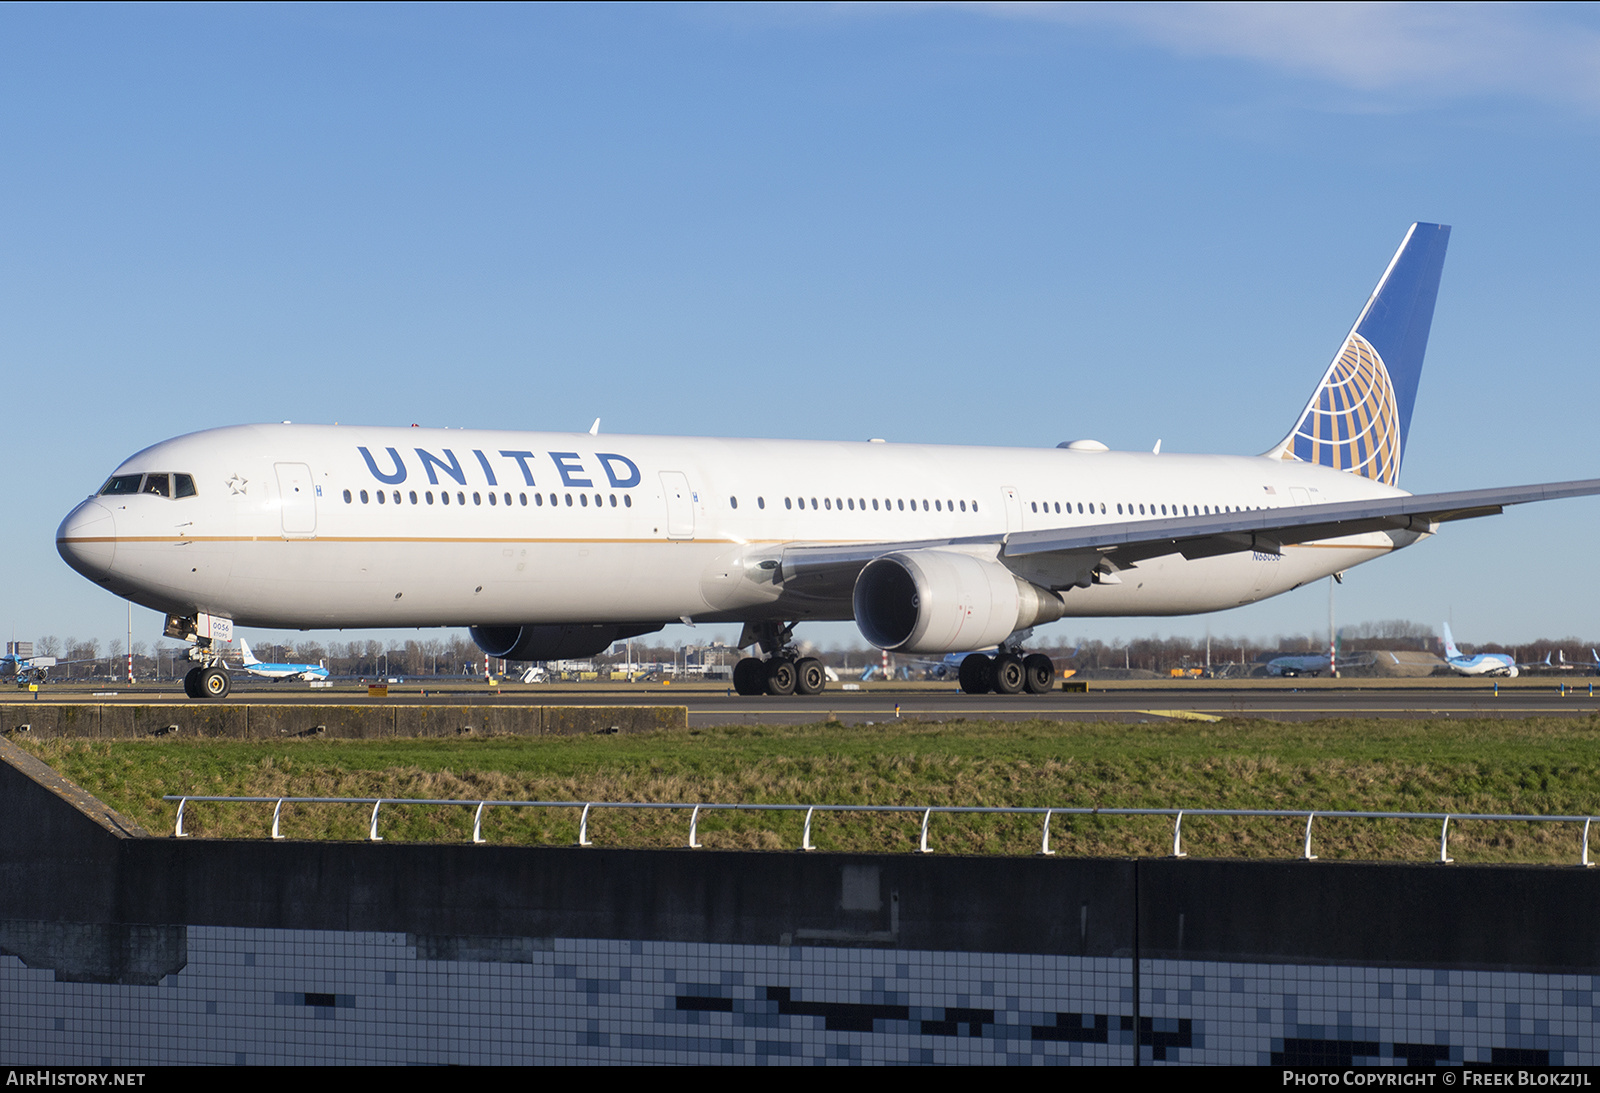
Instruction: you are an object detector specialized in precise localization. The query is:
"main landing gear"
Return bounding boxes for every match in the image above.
[165,613,234,701]
[958,650,1055,695]
[731,621,827,697]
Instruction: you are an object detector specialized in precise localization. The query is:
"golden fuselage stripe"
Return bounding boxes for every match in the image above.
[57,535,1392,552]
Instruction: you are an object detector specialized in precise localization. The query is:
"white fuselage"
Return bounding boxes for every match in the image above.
[57,424,1421,634]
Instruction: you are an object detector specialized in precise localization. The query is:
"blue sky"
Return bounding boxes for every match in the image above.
[5,3,1599,655]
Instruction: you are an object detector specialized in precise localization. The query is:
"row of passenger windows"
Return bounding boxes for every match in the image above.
[343,489,632,509]
[728,496,980,514]
[340,487,1259,519]
[1029,500,1261,517]
[100,473,197,499]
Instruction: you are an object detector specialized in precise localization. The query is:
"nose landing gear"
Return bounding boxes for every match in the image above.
[166,613,235,700]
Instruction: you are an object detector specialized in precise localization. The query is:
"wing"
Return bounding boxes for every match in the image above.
[776,478,1600,599]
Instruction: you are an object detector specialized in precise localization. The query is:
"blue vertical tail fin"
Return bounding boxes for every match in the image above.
[1266,222,1450,486]
[1441,622,1462,661]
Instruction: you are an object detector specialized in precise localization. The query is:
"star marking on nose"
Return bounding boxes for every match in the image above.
[226,474,248,495]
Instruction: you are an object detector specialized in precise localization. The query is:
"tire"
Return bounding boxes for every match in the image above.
[992,653,1025,695]
[199,667,231,699]
[183,667,201,698]
[732,657,765,696]
[794,657,826,695]
[958,653,993,695]
[1023,653,1055,694]
[764,658,797,696]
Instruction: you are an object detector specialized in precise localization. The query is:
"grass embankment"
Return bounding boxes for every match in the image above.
[19,716,1600,864]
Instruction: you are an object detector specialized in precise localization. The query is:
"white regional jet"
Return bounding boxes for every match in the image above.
[56,224,1600,700]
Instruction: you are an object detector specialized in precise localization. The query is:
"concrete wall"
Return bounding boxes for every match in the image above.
[0,702,685,739]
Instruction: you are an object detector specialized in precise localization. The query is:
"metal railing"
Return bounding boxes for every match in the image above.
[159,794,1600,865]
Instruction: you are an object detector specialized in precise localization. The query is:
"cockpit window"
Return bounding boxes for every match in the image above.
[100,475,143,495]
[98,472,197,498]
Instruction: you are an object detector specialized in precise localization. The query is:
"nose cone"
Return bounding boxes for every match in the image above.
[57,499,116,580]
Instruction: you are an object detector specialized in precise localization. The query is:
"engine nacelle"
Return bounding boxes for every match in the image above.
[469,623,663,662]
[852,550,1065,654]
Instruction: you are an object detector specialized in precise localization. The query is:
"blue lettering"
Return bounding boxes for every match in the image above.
[549,452,592,488]
[472,449,499,487]
[414,448,466,486]
[500,450,538,486]
[596,452,641,489]
[358,446,407,485]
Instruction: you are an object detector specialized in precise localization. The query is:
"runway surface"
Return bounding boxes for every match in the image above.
[9,679,1598,727]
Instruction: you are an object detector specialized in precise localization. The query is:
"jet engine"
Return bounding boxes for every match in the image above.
[852,550,1065,654]
[469,623,663,662]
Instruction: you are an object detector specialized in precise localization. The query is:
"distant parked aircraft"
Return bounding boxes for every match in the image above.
[1441,623,1517,678]
[237,638,329,683]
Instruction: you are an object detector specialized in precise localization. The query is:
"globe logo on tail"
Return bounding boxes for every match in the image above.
[1283,332,1401,486]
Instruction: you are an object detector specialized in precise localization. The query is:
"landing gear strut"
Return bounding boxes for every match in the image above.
[732,621,825,697]
[166,613,234,701]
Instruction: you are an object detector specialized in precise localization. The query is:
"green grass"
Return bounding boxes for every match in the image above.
[19,715,1600,863]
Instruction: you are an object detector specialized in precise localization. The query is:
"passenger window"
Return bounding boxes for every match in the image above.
[442,492,450,506]
[392,491,401,504]
[579,494,587,507]
[825,498,831,510]
[785,497,793,510]
[489,492,498,506]
[473,492,482,505]
[758,497,765,509]
[361,490,369,504]
[608,494,616,507]
[174,474,197,498]
[507,493,514,506]
[377,491,386,505]
[410,490,418,504]
[426,491,434,505]
[564,494,572,506]
[520,493,528,506]
[343,489,352,504]
[535,493,543,506]
[731,496,738,509]
[624,495,632,508]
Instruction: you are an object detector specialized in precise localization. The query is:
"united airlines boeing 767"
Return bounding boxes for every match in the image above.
[56,224,1600,699]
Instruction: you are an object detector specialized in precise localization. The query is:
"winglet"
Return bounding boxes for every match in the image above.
[1267,223,1451,486]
